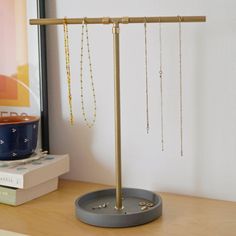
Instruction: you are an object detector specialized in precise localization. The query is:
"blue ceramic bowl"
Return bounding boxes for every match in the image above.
[0,116,39,160]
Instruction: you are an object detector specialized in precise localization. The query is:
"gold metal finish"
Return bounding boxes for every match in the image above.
[122,17,129,24]
[139,201,146,206]
[63,18,74,125]
[29,14,206,211]
[102,17,110,24]
[141,206,148,211]
[147,202,154,207]
[30,16,206,25]
[112,22,122,210]
[80,20,97,128]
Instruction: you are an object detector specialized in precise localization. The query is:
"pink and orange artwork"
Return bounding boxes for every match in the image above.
[0,0,30,107]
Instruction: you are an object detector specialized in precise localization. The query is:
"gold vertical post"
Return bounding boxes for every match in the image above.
[112,22,122,210]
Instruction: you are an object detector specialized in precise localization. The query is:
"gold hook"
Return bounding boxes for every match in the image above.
[178,15,182,22]
[63,17,67,25]
[144,16,147,24]
[82,17,87,25]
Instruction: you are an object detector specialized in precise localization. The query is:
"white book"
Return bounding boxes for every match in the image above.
[0,177,58,206]
[0,154,69,189]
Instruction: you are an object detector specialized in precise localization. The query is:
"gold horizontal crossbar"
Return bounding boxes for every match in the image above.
[30,16,206,25]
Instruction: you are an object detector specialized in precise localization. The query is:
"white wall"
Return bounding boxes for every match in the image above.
[46,0,236,201]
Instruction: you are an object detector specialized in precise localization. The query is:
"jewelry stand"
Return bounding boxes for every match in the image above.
[30,16,206,227]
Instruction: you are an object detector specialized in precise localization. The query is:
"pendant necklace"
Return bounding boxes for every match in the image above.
[178,16,184,156]
[80,18,97,128]
[159,20,164,151]
[144,18,150,134]
[63,17,74,125]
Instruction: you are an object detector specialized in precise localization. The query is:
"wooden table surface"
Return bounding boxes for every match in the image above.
[0,180,235,236]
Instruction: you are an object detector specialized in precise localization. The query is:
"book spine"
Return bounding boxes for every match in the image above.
[0,186,16,205]
[0,173,23,188]
[0,178,58,206]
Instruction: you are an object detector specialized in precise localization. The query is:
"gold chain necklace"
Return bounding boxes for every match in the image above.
[63,17,74,125]
[159,21,164,151]
[178,16,183,156]
[144,18,150,134]
[80,18,97,128]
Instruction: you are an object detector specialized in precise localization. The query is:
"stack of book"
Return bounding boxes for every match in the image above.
[0,154,69,206]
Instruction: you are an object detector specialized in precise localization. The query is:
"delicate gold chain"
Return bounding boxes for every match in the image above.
[178,16,183,156]
[144,18,150,134]
[63,17,74,125]
[159,21,164,151]
[80,19,97,128]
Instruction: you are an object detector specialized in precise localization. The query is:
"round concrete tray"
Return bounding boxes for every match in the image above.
[75,188,162,227]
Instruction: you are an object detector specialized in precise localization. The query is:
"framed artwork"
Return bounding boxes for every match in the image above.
[0,0,49,152]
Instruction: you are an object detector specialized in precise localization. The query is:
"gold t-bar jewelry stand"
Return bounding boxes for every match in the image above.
[30,16,206,227]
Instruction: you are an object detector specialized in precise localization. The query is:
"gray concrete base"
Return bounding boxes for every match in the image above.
[75,188,162,228]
